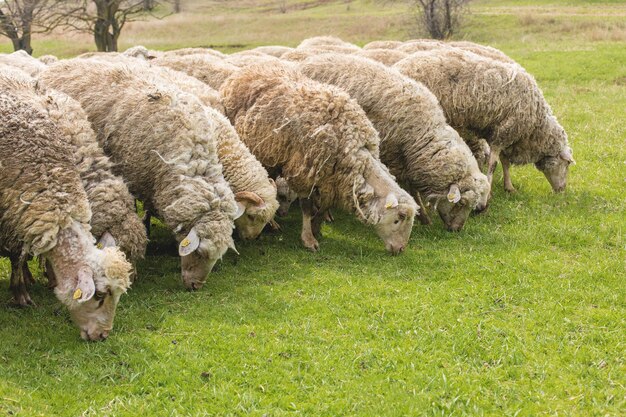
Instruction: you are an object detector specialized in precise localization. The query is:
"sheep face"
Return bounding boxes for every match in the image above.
[276,177,298,217]
[234,191,271,240]
[178,226,231,290]
[373,196,416,255]
[535,147,574,193]
[51,234,132,341]
[434,184,473,232]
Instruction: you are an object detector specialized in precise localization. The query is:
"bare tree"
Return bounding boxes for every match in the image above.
[0,0,65,54]
[413,0,471,39]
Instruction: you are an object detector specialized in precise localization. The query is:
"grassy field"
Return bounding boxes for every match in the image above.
[1,0,625,415]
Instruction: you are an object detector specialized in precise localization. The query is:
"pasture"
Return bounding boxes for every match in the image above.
[1,0,625,415]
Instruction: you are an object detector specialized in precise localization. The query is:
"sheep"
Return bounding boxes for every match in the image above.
[0,50,46,76]
[298,36,360,51]
[396,39,447,54]
[362,40,404,50]
[76,54,278,238]
[225,53,282,68]
[297,54,490,231]
[394,49,574,193]
[162,47,227,59]
[250,45,294,57]
[0,68,132,340]
[280,49,319,62]
[356,48,408,66]
[448,41,517,65]
[39,59,241,290]
[38,54,59,65]
[151,53,239,90]
[220,63,418,253]
[1,65,147,273]
[275,176,298,217]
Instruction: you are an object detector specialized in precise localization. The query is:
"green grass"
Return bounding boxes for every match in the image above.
[1,1,625,416]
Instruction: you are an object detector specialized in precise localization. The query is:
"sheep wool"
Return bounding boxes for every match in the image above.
[356,48,408,66]
[152,53,239,91]
[0,50,46,76]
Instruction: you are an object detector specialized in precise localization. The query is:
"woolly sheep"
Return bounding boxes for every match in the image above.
[162,47,227,59]
[275,176,298,217]
[0,50,46,76]
[77,54,278,238]
[356,48,408,66]
[448,41,517,65]
[2,65,146,272]
[152,54,239,90]
[220,63,418,253]
[225,53,282,68]
[298,54,490,231]
[40,60,241,290]
[38,54,59,65]
[362,40,404,50]
[298,36,360,51]
[250,45,294,57]
[395,49,574,193]
[280,49,319,62]
[0,68,132,340]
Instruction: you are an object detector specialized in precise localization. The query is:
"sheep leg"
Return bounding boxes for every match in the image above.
[300,198,319,252]
[486,148,501,188]
[143,210,152,237]
[312,211,325,239]
[323,210,334,223]
[44,259,57,289]
[415,192,431,225]
[9,253,34,307]
[500,155,516,193]
[22,259,35,287]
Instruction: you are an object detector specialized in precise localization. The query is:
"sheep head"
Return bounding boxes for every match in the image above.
[276,176,298,217]
[535,145,575,193]
[50,223,132,341]
[233,190,275,240]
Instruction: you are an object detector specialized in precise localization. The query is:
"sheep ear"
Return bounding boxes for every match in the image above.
[234,202,246,220]
[560,147,576,165]
[235,191,266,209]
[268,178,277,190]
[447,184,461,204]
[179,227,200,257]
[73,268,95,303]
[97,231,116,249]
[385,194,399,209]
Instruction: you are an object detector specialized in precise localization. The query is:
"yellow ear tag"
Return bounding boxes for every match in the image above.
[447,193,455,201]
[73,288,82,300]
[96,243,103,249]
[181,238,190,247]
[385,202,393,209]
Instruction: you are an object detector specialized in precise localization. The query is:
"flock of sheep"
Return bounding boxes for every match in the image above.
[0,36,574,341]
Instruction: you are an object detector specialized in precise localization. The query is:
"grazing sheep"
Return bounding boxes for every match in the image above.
[162,47,226,59]
[298,54,490,231]
[152,53,239,90]
[397,40,447,54]
[395,49,574,193]
[275,176,298,217]
[250,45,294,57]
[356,48,408,66]
[0,69,132,340]
[0,50,46,76]
[1,65,147,271]
[448,41,517,65]
[40,60,240,290]
[225,53,281,68]
[38,54,59,65]
[362,40,404,50]
[280,49,319,62]
[220,63,418,253]
[298,36,360,51]
[77,54,278,238]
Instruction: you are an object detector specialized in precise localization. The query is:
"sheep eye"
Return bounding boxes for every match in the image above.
[394,220,400,225]
[247,214,255,221]
[94,291,107,301]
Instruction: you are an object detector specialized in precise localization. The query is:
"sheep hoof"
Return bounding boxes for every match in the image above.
[504,185,517,193]
[11,292,35,307]
[302,237,320,252]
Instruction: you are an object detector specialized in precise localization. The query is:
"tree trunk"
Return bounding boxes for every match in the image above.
[93,0,120,52]
[173,0,181,13]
